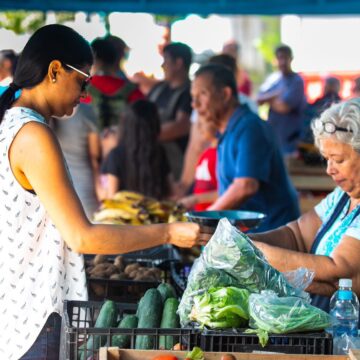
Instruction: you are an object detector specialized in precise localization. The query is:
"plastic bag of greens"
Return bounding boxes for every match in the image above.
[247,290,332,346]
[178,218,312,327]
[189,287,250,329]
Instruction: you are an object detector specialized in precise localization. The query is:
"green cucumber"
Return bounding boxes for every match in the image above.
[157,283,177,303]
[79,300,118,360]
[110,314,138,348]
[135,288,163,349]
[159,297,180,350]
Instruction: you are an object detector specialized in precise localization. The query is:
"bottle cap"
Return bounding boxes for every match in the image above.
[339,278,352,288]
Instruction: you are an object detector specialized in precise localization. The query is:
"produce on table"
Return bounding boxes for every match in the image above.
[185,347,205,360]
[159,297,181,350]
[152,356,178,360]
[189,287,250,328]
[135,288,164,349]
[178,218,307,327]
[93,191,186,225]
[247,290,332,346]
[79,300,118,360]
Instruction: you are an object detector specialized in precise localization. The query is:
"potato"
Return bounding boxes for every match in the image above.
[90,270,106,278]
[124,263,141,275]
[117,272,128,280]
[128,270,139,279]
[109,273,122,280]
[90,262,113,273]
[104,264,119,277]
[93,254,108,265]
[113,255,124,271]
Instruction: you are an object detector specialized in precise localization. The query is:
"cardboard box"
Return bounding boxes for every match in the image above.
[99,347,350,360]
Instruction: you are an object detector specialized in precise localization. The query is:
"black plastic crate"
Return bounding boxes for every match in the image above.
[199,329,333,355]
[87,277,162,302]
[170,261,192,296]
[86,257,170,302]
[64,300,200,360]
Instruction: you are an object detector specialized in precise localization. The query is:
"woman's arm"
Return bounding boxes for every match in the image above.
[10,122,207,254]
[254,235,360,297]
[249,209,322,252]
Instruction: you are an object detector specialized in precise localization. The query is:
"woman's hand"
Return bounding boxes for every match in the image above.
[167,222,210,248]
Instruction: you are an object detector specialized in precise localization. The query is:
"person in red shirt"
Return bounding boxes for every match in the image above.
[179,118,218,210]
[84,37,144,160]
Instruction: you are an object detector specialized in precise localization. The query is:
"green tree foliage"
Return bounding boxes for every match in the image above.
[255,17,281,73]
[0,11,75,35]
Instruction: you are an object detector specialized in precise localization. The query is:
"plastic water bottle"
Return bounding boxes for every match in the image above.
[329,278,359,339]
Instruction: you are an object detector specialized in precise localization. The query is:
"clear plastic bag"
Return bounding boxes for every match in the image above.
[248,290,332,346]
[178,218,313,327]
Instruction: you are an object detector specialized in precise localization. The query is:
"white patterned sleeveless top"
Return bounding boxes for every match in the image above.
[0,107,87,359]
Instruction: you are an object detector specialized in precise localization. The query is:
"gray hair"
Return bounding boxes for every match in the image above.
[311,98,360,152]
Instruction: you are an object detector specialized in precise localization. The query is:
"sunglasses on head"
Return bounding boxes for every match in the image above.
[65,63,92,92]
[314,119,353,134]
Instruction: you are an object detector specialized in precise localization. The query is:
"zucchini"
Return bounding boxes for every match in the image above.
[110,314,138,348]
[157,283,177,303]
[135,288,163,349]
[79,300,118,360]
[159,297,180,350]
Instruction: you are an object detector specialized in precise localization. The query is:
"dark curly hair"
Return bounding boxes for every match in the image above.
[121,100,170,199]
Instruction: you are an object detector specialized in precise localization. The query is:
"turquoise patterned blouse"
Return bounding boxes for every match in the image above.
[314,187,360,256]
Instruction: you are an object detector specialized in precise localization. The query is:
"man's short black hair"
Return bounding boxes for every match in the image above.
[275,44,293,58]
[163,42,192,71]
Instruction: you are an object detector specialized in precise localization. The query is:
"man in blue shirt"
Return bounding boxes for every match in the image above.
[257,45,306,156]
[191,64,300,232]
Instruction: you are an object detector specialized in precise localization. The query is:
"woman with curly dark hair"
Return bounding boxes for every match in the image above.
[101,99,171,199]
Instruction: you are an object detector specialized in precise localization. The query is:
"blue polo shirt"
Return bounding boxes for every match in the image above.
[217,104,300,232]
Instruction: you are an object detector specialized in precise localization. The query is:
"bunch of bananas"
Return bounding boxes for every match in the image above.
[93,191,186,225]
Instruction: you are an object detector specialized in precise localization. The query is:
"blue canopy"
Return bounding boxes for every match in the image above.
[0,0,359,15]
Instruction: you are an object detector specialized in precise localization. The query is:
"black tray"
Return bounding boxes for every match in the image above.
[185,210,266,233]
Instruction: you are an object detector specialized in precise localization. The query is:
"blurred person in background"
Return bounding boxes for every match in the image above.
[105,35,129,80]
[101,99,172,200]
[51,103,101,218]
[179,117,218,210]
[0,49,18,94]
[311,76,341,117]
[352,77,360,98]
[257,45,306,157]
[87,37,144,158]
[192,63,300,232]
[148,42,193,181]
[173,53,257,200]
[301,76,342,146]
[222,39,252,96]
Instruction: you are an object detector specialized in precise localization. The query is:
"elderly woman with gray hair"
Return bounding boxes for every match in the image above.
[251,98,360,311]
